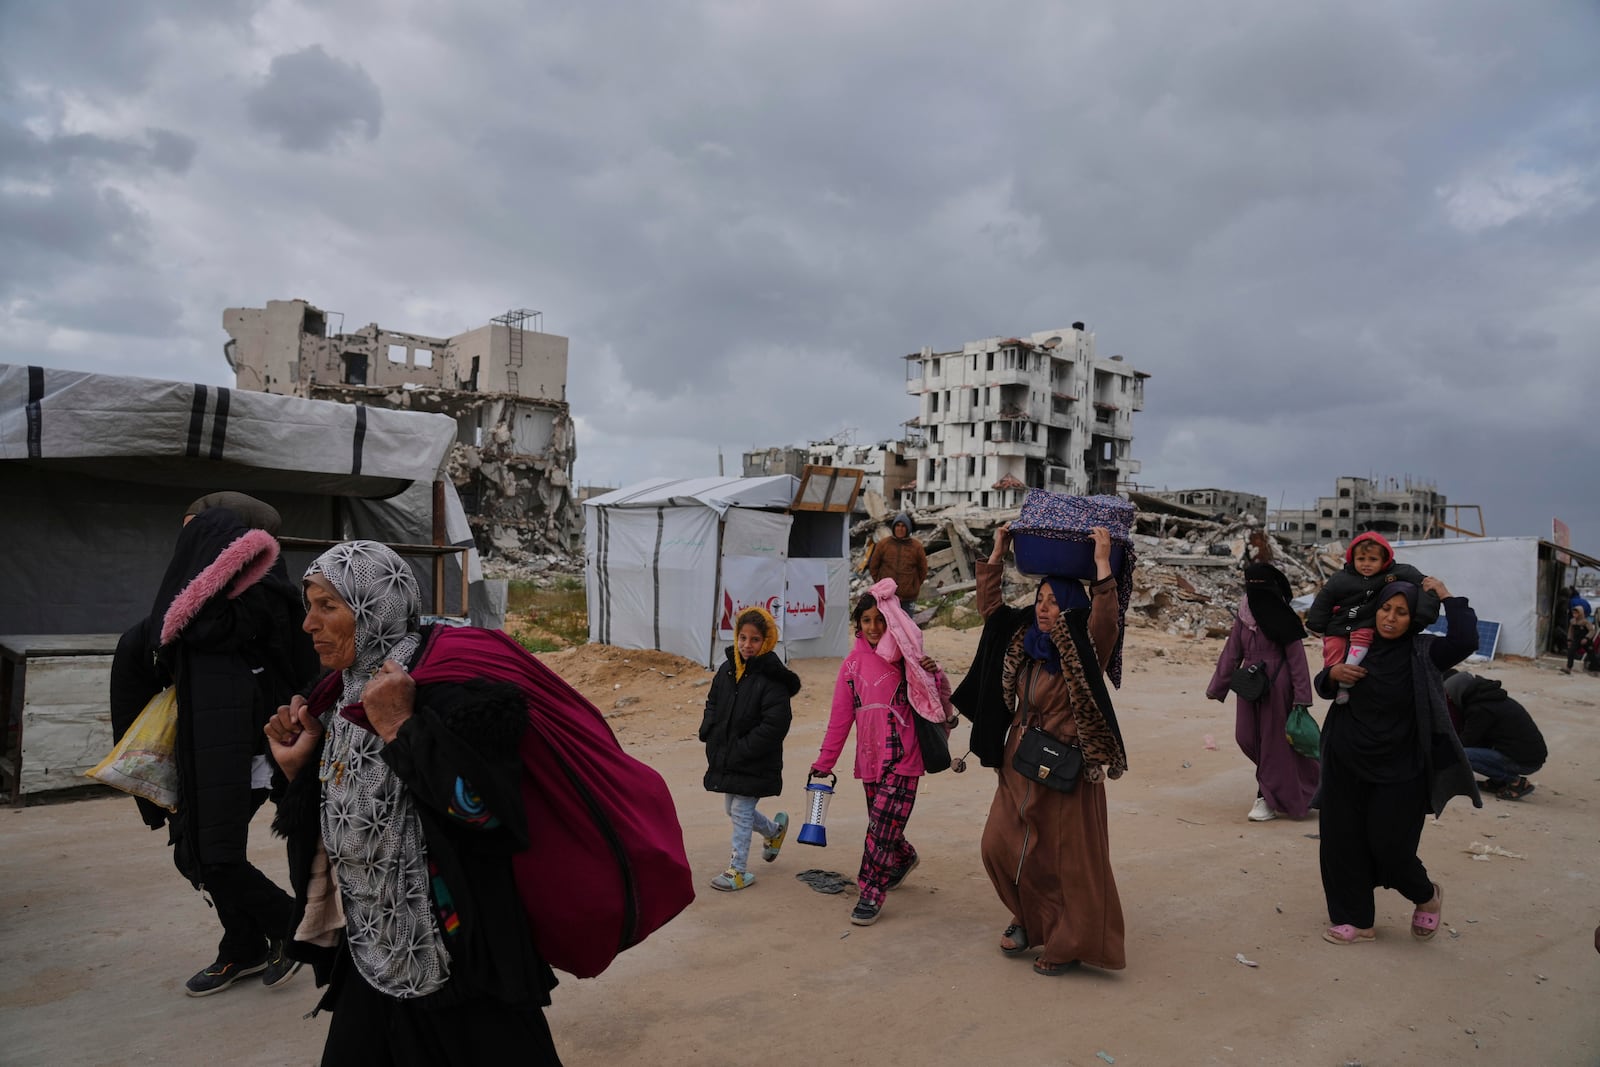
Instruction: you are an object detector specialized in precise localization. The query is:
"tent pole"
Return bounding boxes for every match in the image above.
[432,480,447,615]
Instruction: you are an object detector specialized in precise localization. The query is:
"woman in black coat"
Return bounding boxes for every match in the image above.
[699,606,798,891]
[147,505,320,995]
[1316,577,1482,946]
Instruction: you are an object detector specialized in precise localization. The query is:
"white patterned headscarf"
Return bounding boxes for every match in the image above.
[304,539,422,700]
[303,540,447,998]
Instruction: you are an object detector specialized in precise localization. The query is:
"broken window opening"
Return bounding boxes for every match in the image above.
[414,348,433,368]
[343,353,369,386]
[388,344,408,365]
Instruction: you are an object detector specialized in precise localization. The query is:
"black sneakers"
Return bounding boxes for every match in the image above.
[850,900,882,926]
[261,939,302,990]
[184,954,269,997]
[884,854,920,891]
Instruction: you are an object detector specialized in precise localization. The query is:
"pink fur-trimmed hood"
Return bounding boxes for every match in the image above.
[160,527,280,646]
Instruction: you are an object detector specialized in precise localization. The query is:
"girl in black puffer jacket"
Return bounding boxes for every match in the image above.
[699,606,799,891]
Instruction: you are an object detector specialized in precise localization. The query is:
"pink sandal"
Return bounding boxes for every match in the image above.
[1412,883,1443,940]
[1323,924,1376,945]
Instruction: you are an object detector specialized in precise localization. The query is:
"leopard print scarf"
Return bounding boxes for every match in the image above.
[1001,618,1127,784]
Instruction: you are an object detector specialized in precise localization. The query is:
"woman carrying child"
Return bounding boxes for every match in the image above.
[1316,576,1482,946]
[1306,532,1439,705]
[810,579,953,927]
[1207,562,1320,821]
[699,606,798,891]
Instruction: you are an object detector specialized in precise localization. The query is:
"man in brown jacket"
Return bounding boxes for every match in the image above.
[869,513,928,615]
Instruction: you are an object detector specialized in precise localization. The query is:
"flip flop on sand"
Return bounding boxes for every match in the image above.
[1412,883,1443,940]
[1323,924,1376,945]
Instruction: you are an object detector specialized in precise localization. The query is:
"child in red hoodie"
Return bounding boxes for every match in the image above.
[1306,532,1441,704]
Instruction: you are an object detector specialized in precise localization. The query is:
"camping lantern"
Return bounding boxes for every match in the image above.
[797,772,837,847]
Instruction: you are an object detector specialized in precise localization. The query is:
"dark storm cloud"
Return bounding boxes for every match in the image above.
[0,110,196,303]
[4,0,1598,547]
[246,46,383,152]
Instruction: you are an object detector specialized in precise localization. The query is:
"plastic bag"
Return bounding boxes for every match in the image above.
[1285,703,1321,760]
[86,687,179,810]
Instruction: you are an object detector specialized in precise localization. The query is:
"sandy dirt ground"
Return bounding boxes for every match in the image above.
[2,627,1597,1066]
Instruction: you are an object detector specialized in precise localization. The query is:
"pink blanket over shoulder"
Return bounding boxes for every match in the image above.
[869,577,953,723]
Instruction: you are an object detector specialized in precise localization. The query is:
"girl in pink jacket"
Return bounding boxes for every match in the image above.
[811,592,953,927]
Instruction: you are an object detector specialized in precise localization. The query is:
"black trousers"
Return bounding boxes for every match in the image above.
[201,858,295,961]
[178,789,295,962]
[1318,754,1435,928]
[321,950,561,1067]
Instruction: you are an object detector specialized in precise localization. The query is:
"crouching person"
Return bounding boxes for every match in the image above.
[1444,670,1547,801]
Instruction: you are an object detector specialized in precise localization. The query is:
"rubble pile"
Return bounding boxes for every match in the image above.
[851,500,1350,638]
[482,551,586,584]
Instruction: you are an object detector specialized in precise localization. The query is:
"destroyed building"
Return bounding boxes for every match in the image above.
[902,323,1148,509]
[223,299,577,560]
[1145,488,1267,524]
[743,437,915,516]
[1267,475,1446,545]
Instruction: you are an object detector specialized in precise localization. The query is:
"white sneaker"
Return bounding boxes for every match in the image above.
[1248,797,1276,822]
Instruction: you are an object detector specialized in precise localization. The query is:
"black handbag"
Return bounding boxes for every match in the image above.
[1011,724,1083,793]
[1228,658,1281,703]
[914,713,953,774]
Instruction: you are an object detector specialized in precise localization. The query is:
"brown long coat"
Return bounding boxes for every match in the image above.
[975,562,1127,970]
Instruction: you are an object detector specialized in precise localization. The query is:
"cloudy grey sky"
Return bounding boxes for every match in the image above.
[4,1,1597,549]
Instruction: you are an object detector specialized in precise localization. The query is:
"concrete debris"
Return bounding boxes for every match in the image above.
[224,299,581,562]
[850,502,1335,637]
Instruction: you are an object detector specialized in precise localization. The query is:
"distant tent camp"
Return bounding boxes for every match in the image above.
[1392,536,1600,659]
[583,476,853,667]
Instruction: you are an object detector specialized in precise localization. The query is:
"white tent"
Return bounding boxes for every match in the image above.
[1,363,481,635]
[583,476,852,667]
[0,363,484,801]
[1391,535,1600,659]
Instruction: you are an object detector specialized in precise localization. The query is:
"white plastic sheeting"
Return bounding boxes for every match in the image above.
[585,503,721,664]
[0,362,480,634]
[584,476,851,667]
[1391,537,1536,658]
[20,655,115,795]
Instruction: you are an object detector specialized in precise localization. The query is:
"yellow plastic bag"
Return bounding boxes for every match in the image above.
[87,687,179,810]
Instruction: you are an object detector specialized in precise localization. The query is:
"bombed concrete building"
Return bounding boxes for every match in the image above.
[903,323,1148,509]
[223,299,577,558]
[1267,475,1446,545]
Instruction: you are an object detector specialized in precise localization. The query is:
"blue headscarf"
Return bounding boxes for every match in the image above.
[1022,576,1091,674]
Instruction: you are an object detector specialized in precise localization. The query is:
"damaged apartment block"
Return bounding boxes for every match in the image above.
[224,299,577,559]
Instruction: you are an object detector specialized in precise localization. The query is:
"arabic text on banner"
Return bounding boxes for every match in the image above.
[783,558,828,641]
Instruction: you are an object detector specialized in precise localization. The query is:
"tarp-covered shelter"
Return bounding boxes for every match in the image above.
[0,363,481,800]
[583,476,852,667]
[1392,536,1600,659]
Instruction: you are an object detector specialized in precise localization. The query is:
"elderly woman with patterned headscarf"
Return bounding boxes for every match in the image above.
[1314,575,1481,948]
[265,541,562,1066]
[1206,562,1320,822]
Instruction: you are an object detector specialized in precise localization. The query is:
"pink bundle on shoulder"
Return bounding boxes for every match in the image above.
[868,578,953,723]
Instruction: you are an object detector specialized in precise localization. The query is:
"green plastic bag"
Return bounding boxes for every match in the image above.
[1285,703,1321,760]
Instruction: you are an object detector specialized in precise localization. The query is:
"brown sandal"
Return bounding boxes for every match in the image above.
[1033,958,1080,977]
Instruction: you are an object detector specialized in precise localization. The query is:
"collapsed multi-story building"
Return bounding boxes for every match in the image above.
[902,323,1148,509]
[742,437,916,515]
[1145,488,1268,523]
[1267,476,1447,545]
[223,299,577,558]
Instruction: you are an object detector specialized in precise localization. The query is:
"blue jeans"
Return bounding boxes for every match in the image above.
[1462,747,1536,783]
[725,794,780,872]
